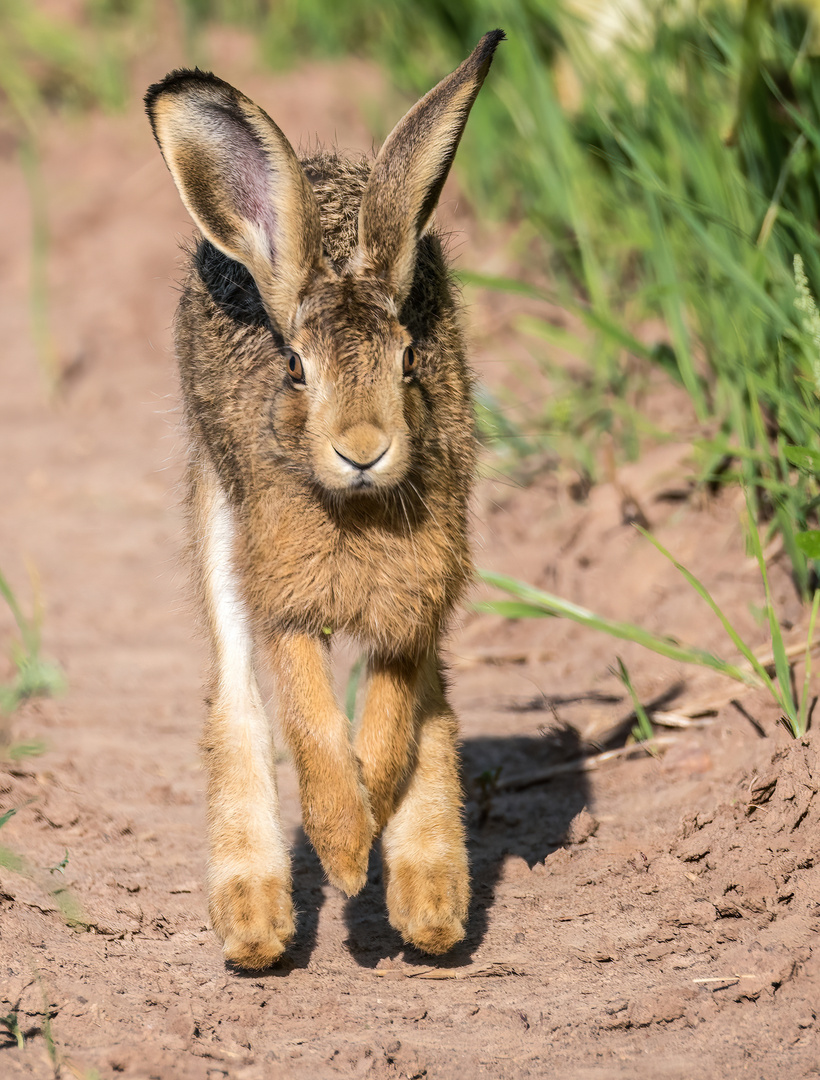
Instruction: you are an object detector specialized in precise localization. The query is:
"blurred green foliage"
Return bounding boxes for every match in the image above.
[0,0,147,127]
[0,566,64,718]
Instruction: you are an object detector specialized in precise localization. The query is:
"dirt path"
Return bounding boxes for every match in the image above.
[1,41,818,1080]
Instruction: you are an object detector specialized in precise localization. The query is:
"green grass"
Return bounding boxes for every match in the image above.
[0,569,79,948]
[0,972,93,1073]
[0,805,83,926]
[476,3,820,594]
[476,568,765,688]
[0,1010,24,1050]
[0,806,27,874]
[614,658,655,745]
[478,506,819,737]
[0,566,64,719]
[0,0,150,389]
[0,568,67,916]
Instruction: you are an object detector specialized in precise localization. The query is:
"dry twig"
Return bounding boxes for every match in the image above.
[371,962,525,980]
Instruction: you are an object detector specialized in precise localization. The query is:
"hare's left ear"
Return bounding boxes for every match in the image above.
[354,30,504,305]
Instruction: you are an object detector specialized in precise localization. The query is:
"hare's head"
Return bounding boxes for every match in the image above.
[146,31,503,495]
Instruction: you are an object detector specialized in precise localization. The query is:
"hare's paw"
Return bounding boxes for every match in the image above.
[304,778,375,897]
[209,872,295,970]
[385,854,470,955]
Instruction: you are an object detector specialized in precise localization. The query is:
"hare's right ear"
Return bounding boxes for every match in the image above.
[145,70,324,331]
[354,30,505,306]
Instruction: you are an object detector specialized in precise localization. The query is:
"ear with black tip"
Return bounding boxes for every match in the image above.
[354,30,505,304]
[145,70,326,331]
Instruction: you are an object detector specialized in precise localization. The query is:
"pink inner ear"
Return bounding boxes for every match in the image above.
[208,103,278,256]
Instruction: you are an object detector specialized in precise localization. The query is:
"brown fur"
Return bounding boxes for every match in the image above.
[146,30,504,968]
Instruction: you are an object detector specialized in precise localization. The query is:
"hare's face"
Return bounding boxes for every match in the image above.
[268,277,422,495]
[149,38,499,504]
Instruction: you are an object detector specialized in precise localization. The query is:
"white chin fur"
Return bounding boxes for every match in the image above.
[315,441,406,493]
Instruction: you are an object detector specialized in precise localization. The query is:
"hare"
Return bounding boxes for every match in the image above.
[145,29,504,969]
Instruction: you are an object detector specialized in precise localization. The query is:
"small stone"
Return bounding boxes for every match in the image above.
[566,807,599,845]
[673,901,717,927]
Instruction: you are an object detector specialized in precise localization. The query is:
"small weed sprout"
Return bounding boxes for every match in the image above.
[475,766,503,827]
[0,564,64,721]
[613,658,654,745]
[0,1012,24,1050]
[0,805,83,927]
[0,807,27,874]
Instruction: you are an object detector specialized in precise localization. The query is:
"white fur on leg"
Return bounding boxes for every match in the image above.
[195,462,294,966]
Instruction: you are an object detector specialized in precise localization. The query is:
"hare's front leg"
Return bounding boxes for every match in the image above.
[358,653,469,954]
[354,655,419,831]
[195,467,294,969]
[268,634,375,896]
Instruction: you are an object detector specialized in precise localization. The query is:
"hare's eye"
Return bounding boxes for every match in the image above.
[402,345,417,377]
[285,349,304,385]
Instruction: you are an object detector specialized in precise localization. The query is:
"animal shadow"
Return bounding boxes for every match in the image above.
[343,724,590,968]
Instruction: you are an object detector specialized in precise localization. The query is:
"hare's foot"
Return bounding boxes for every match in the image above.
[303,774,376,896]
[384,844,469,954]
[381,661,469,954]
[209,869,295,969]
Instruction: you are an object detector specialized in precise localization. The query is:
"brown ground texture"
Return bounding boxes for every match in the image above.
[1,27,819,1080]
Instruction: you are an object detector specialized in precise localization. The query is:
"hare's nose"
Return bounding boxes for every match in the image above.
[332,425,391,471]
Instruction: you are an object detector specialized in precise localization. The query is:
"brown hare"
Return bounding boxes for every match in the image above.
[145,29,504,969]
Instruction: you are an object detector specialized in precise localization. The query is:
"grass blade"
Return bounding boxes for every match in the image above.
[743,495,797,725]
[472,600,557,620]
[0,567,36,655]
[795,531,820,559]
[798,590,820,736]
[614,657,654,743]
[634,526,780,700]
[784,446,820,473]
[477,570,763,688]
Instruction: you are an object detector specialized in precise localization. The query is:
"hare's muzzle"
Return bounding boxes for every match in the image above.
[330,423,393,482]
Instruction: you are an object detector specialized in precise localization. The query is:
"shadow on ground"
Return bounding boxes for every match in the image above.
[340,727,590,969]
[233,726,591,976]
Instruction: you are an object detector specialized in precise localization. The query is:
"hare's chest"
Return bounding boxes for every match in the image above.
[244,497,466,651]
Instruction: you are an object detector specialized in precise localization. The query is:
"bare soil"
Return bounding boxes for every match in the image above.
[1,32,818,1080]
